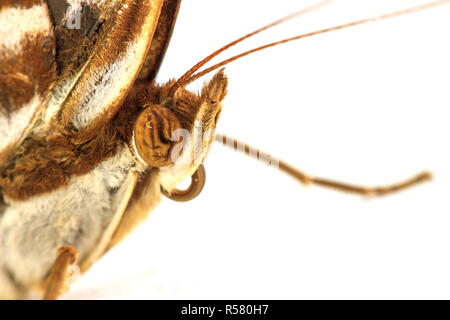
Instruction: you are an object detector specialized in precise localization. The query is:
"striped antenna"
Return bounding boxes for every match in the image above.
[215,134,432,196]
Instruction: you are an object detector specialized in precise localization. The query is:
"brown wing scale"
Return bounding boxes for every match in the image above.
[137,0,181,82]
[0,0,56,163]
[0,0,168,201]
[43,0,165,138]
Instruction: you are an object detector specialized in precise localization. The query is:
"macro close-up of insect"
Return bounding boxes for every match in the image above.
[1,0,450,300]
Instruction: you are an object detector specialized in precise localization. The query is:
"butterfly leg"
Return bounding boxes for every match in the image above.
[43,245,78,300]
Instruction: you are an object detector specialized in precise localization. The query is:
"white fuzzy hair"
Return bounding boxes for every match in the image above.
[0,147,143,298]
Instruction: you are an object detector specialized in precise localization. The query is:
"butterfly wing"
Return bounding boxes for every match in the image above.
[42,0,165,137]
[138,0,181,82]
[42,0,182,265]
[0,0,56,163]
[0,0,178,161]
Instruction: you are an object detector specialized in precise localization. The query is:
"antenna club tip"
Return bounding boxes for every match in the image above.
[419,170,433,181]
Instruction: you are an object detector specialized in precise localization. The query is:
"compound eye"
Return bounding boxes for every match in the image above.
[133,105,182,167]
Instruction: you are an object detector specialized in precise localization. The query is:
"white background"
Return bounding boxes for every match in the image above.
[65,0,450,299]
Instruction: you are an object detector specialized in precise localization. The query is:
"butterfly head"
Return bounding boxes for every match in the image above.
[132,69,228,200]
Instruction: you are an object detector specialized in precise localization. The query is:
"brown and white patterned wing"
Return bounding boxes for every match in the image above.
[137,0,181,82]
[0,0,56,162]
[43,0,164,137]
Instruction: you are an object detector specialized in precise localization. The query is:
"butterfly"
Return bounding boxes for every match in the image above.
[0,0,449,299]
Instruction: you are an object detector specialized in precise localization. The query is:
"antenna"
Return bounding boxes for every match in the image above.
[168,0,334,96]
[215,134,432,196]
[185,0,450,85]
